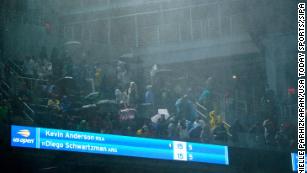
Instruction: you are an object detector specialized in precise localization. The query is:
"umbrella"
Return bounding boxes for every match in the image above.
[96,99,117,105]
[81,104,96,109]
[84,92,100,100]
[118,53,143,64]
[154,69,174,77]
[96,99,118,113]
[64,41,81,46]
[55,76,74,84]
[55,76,75,87]
[78,104,97,113]
[55,76,76,95]
[64,41,82,57]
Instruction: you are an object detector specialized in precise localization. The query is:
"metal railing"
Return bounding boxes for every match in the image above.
[0,80,10,98]
[7,60,24,75]
[21,100,35,123]
[0,59,38,124]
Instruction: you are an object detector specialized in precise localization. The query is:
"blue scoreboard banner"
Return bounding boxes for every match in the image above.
[11,125,229,165]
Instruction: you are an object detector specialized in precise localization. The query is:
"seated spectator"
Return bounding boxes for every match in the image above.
[178,120,189,141]
[47,95,61,111]
[200,120,211,142]
[189,119,204,142]
[167,117,178,139]
[18,82,32,102]
[77,120,89,131]
[212,119,228,143]
[136,124,152,137]
[156,114,168,137]
[60,95,72,113]
[248,121,265,147]
[159,88,173,110]
[42,80,57,97]
[38,58,52,79]
[275,123,292,149]
[123,126,135,136]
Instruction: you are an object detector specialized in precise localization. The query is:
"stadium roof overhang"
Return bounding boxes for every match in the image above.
[132,33,260,67]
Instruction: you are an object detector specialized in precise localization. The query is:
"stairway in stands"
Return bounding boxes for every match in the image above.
[0,58,36,126]
[195,101,232,136]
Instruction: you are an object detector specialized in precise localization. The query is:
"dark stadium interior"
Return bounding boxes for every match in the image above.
[0,0,302,173]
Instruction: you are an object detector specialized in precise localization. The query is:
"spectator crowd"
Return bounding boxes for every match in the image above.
[0,46,298,151]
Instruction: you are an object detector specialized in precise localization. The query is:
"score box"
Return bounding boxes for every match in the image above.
[11,125,229,165]
[173,141,187,161]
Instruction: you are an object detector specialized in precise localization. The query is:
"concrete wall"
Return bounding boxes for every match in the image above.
[59,0,258,61]
[1,0,62,58]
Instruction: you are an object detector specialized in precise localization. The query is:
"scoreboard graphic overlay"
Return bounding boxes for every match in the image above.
[11,125,229,165]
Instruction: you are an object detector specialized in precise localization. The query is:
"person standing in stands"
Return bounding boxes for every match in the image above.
[263,117,276,146]
[230,119,244,144]
[209,111,218,129]
[50,47,63,79]
[198,77,214,114]
[115,88,128,108]
[63,55,73,76]
[144,85,154,105]
[23,56,36,78]
[175,94,197,121]
[248,121,264,147]
[128,81,138,108]
[39,46,48,62]
[94,63,102,91]
[115,88,123,105]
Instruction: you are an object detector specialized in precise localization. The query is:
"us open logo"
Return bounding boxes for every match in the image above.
[12,127,35,145]
[17,129,31,138]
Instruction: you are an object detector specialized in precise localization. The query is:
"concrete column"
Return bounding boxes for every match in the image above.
[189,7,193,40]
[134,15,139,47]
[107,18,111,45]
